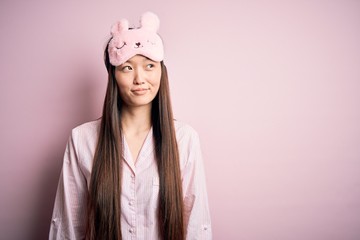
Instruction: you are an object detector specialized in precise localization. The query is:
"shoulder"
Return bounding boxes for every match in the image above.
[66,119,101,166]
[174,120,201,150]
[70,119,101,146]
[174,120,203,172]
[174,120,199,139]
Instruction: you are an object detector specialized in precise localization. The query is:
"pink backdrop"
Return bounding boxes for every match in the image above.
[1,1,360,239]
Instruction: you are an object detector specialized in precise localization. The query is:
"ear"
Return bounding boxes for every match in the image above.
[140,12,160,32]
[110,19,129,36]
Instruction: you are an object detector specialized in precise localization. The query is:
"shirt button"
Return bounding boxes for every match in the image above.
[129,228,135,233]
[129,200,134,206]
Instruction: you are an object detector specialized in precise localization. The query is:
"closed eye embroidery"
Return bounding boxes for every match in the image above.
[147,40,156,45]
[116,42,127,50]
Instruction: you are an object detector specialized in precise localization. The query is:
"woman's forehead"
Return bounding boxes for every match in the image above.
[123,55,157,64]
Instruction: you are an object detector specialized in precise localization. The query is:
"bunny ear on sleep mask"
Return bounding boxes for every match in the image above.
[108,12,164,66]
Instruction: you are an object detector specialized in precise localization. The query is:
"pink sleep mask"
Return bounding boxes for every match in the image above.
[108,12,164,66]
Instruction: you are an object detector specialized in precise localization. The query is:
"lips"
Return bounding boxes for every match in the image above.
[131,88,150,95]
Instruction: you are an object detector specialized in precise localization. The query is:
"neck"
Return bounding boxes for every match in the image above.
[121,104,152,135]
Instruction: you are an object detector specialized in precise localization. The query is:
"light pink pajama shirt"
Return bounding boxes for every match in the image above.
[49,119,212,239]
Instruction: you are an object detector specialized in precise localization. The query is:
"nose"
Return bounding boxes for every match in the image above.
[133,68,145,85]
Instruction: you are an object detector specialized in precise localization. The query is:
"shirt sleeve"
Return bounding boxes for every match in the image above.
[182,131,212,240]
[49,129,87,240]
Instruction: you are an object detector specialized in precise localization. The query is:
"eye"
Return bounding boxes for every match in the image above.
[122,65,133,72]
[146,63,155,69]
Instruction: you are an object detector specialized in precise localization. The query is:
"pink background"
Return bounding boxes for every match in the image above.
[1,1,360,239]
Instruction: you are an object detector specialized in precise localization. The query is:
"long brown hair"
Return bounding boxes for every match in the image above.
[86,42,184,240]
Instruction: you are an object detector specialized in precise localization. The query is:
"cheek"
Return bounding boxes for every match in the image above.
[116,85,128,101]
[115,79,132,100]
[115,74,131,89]
[149,70,162,86]
[116,81,127,90]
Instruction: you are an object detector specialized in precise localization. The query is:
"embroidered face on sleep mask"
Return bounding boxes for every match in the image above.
[108,12,164,67]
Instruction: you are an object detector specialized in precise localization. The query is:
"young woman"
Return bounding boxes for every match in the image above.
[49,12,211,240]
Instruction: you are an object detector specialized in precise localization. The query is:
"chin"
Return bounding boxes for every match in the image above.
[130,100,153,107]
[123,95,156,108]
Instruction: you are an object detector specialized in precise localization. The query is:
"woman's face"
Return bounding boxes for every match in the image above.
[115,55,161,108]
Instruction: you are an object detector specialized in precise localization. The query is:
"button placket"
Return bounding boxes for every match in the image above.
[130,174,136,236]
